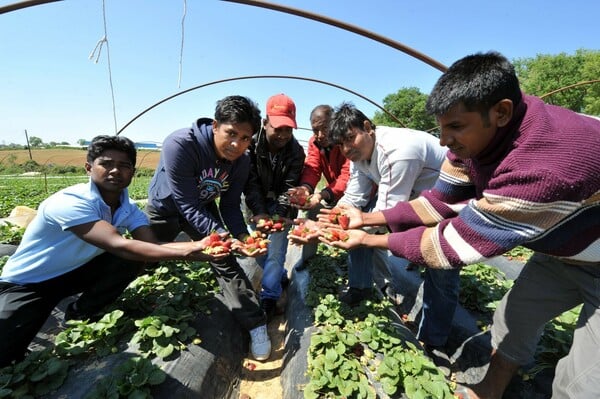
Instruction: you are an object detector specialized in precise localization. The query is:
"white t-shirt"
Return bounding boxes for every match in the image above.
[339,126,446,211]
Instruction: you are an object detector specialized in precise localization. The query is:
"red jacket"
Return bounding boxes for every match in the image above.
[300,136,350,203]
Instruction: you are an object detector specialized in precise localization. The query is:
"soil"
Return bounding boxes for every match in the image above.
[239,313,287,399]
[238,292,288,399]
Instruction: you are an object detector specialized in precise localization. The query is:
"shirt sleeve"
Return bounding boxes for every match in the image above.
[161,134,225,236]
[338,163,374,208]
[299,137,322,191]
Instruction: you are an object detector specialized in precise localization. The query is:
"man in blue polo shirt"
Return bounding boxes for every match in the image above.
[0,135,222,367]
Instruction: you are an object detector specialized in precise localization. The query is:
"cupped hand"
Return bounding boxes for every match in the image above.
[287,218,322,245]
[317,203,363,229]
[318,228,366,250]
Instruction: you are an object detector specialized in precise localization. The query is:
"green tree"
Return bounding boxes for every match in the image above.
[28,136,43,148]
[514,49,600,115]
[372,87,437,132]
[77,138,87,146]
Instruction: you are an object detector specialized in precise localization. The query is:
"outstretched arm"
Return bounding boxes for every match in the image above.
[69,221,224,262]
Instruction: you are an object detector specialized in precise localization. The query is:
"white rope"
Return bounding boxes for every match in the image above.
[89,0,118,134]
[88,35,106,63]
[178,0,187,88]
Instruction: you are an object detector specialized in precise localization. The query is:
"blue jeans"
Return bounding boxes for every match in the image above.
[349,248,460,346]
[253,201,291,301]
[256,228,289,300]
[417,267,460,347]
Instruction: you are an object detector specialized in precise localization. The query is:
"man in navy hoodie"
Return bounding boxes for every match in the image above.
[146,95,271,361]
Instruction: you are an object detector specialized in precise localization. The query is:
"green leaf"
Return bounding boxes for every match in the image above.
[145,325,162,338]
[154,343,174,359]
[29,368,48,382]
[147,369,166,385]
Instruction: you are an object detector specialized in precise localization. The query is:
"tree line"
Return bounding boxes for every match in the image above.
[373,49,599,132]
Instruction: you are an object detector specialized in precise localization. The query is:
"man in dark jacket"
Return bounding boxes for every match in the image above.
[244,93,306,320]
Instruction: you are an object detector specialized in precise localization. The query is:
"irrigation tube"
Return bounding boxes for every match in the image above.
[117,74,404,134]
[221,0,448,73]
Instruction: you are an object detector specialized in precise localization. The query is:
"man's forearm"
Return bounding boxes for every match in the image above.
[362,211,387,227]
[360,232,390,249]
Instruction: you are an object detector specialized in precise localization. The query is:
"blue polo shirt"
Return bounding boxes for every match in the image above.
[1,180,149,284]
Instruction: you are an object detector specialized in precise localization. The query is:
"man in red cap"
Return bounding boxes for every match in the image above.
[244,93,306,321]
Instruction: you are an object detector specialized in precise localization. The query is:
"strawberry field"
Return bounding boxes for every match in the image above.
[0,169,580,398]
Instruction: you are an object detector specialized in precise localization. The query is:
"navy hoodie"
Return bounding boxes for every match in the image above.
[148,118,250,237]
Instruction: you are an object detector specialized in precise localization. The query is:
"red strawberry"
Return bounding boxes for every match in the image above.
[208,232,221,243]
[338,214,350,230]
[272,222,283,230]
[328,208,342,224]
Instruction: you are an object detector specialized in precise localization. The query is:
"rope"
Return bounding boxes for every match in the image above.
[89,0,118,134]
[178,0,187,88]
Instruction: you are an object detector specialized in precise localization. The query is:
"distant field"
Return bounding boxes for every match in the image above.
[0,148,161,170]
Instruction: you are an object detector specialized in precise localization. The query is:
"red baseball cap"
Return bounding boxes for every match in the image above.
[266,93,297,129]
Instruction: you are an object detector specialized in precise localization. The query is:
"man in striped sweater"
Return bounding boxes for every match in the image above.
[322,51,600,398]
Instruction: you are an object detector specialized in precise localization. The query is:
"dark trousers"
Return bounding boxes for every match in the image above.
[0,252,142,367]
[145,204,266,331]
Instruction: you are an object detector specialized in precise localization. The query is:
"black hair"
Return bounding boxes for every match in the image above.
[214,95,262,134]
[426,51,522,118]
[309,104,333,121]
[329,102,375,145]
[87,135,137,166]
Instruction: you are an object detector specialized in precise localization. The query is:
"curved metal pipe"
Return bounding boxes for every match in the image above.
[117,74,404,134]
[539,79,600,99]
[0,0,62,14]
[222,0,447,73]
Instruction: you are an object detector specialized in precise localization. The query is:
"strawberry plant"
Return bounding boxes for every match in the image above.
[0,348,69,398]
[83,357,165,399]
[459,263,513,314]
[302,246,454,399]
[55,310,131,357]
[0,256,7,275]
[503,246,534,262]
[131,314,192,359]
[0,222,25,245]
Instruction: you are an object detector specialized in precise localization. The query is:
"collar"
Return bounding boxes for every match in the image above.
[474,98,527,165]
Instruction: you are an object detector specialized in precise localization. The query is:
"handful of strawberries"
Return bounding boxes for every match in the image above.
[328,207,350,229]
[322,228,349,242]
[244,231,270,253]
[256,215,285,231]
[202,232,233,255]
[288,191,312,207]
[290,222,318,238]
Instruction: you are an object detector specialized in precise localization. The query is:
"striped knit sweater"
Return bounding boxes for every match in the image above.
[382,95,600,269]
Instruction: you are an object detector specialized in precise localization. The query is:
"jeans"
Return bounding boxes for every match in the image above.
[417,267,460,347]
[253,200,290,301]
[349,248,460,346]
[345,192,460,346]
[256,229,289,300]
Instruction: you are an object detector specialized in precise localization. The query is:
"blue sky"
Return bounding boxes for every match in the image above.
[1,0,599,146]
